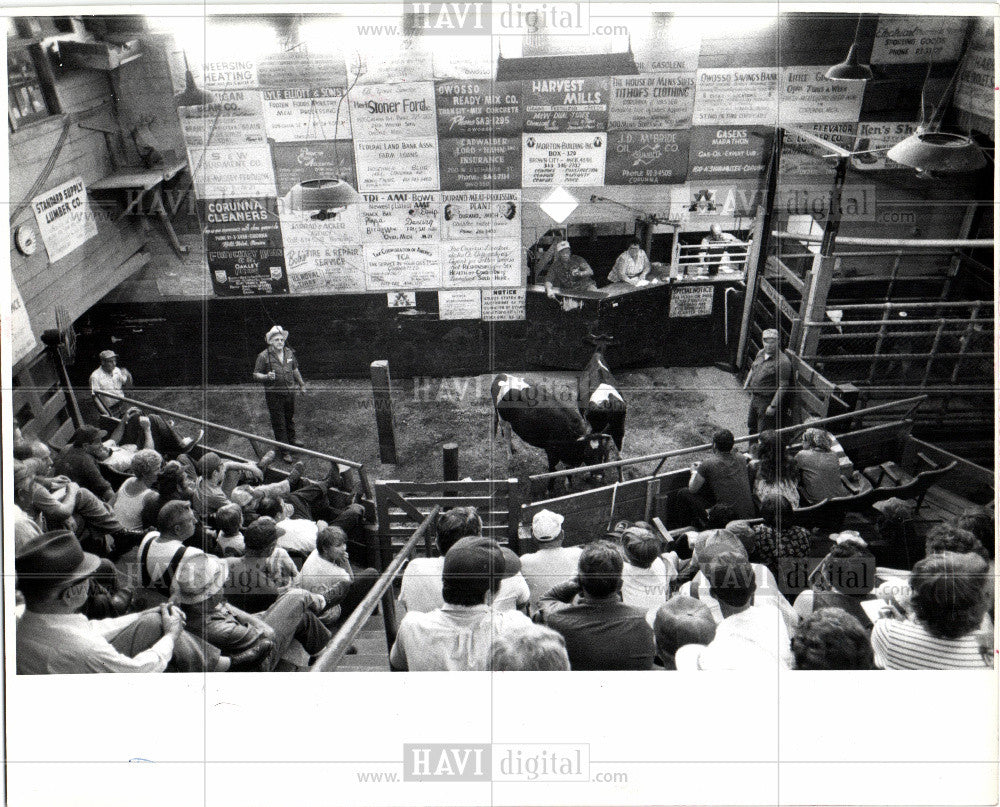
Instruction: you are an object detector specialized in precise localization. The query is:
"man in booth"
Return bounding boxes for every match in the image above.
[545,241,597,298]
[607,239,652,287]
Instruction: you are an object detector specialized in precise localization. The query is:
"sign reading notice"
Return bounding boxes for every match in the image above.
[442,190,520,240]
[778,66,865,125]
[354,139,440,192]
[523,77,609,132]
[438,289,482,320]
[852,122,919,171]
[605,130,690,185]
[32,176,98,263]
[522,133,607,187]
[361,192,442,242]
[349,82,437,140]
[179,91,268,147]
[201,197,288,296]
[870,15,968,64]
[10,277,37,365]
[688,126,771,180]
[188,145,277,198]
[441,240,522,288]
[270,140,357,197]
[364,244,441,290]
[692,68,779,126]
[669,285,714,317]
[262,87,351,142]
[438,137,521,190]
[609,74,695,130]
[482,287,526,321]
[435,80,523,137]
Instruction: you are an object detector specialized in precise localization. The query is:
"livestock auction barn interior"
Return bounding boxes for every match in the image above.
[7,4,995,689]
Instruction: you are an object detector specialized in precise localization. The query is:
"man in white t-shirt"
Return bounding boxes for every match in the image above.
[519,510,583,612]
[390,537,531,671]
[399,507,529,614]
[90,350,133,418]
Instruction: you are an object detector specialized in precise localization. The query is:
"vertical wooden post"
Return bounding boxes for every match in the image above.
[798,254,835,359]
[442,443,459,482]
[369,360,398,465]
[867,304,893,385]
[505,478,522,554]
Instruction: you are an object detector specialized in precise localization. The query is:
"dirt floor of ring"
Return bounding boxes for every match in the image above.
[140,366,750,495]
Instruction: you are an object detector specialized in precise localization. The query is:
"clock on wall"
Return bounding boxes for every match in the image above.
[14,224,37,256]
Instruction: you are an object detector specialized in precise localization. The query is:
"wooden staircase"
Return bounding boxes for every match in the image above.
[333,609,390,672]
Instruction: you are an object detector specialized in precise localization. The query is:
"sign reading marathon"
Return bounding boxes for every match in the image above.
[438,137,521,190]
[435,80,523,137]
[688,126,771,180]
[605,130,689,185]
[523,77,609,132]
[201,197,288,296]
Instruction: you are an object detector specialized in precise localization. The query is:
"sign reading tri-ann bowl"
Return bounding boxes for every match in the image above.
[435,80,523,137]
[361,192,443,242]
[522,133,606,187]
[201,197,288,296]
[605,130,690,185]
[523,77,609,132]
[31,176,98,263]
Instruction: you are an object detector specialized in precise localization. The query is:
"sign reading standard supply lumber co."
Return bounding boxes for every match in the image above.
[523,77,609,132]
[605,130,689,185]
[435,80,522,137]
[201,197,288,296]
[32,176,98,263]
[608,74,695,130]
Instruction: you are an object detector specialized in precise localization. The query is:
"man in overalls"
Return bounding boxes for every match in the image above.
[253,326,307,462]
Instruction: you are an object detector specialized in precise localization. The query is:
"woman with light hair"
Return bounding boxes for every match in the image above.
[793,427,843,505]
[490,623,571,671]
[113,449,163,530]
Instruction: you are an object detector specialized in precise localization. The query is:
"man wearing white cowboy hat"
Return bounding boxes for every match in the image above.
[253,325,308,462]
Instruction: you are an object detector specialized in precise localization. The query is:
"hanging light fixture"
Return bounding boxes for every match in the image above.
[825,14,873,81]
[885,57,987,174]
[174,51,214,106]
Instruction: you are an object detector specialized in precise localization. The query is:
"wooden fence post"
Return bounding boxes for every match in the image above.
[370,360,398,465]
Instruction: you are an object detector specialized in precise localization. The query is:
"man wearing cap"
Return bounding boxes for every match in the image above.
[52,425,116,501]
[519,510,583,613]
[253,326,307,461]
[90,350,133,419]
[544,241,597,299]
[743,328,793,437]
[16,530,222,673]
[538,540,655,670]
[390,537,531,671]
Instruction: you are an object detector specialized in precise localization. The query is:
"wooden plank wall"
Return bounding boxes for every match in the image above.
[9,51,148,371]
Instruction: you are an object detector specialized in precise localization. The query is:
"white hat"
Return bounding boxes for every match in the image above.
[265,325,289,343]
[555,240,571,252]
[532,509,564,541]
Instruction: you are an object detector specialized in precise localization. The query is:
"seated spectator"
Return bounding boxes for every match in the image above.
[16,449,143,559]
[16,529,222,673]
[296,524,379,627]
[12,463,44,553]
[619,526,674,612]
[135,500,205,598]
[794,428,844,505]
[674,553,793,670]
[791,608,874,670]
[89,349,133,419]
[51,426,116,501]
[212,503,246,556]
[753,430,800,508]
[140,460,198,530]
[224,517,300,614]
[749,494,812,581]
[172,553,330,671]
[677,527,798,631]
[519,509,583,612]
[399,507,529,613]
[652,596,717,670]
[671,430,756,529]
[924,523,991,562]
[955,508,994,560]
[871,552,993,669]
[112,449,162,531]
[539,540,655,670]
[794,538,877,630]
[490,623,571,671]
[192,452,260,517]
[390,537,531,671]
[99,408,202,475]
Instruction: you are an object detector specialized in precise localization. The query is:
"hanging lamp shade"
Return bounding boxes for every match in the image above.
[825,44,873,81]
[886,128,987,173]
[285,178,362,219]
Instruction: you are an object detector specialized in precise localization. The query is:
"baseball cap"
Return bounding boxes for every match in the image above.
[98,349,117,360]
[762,328,779,340]
[555,240,570,252]
[443,536,505,585]
[71,425,108,446]
[532,509,564,541]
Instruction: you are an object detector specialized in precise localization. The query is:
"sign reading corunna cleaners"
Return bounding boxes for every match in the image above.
[201,197,288,296]
[32,176,98,263]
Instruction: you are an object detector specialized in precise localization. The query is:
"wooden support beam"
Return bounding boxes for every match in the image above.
[370,360,399,465]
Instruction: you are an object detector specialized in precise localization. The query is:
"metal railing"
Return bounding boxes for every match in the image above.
[311,506,440,672]
[102,392,373,499]
[674,240,750,278]
[528,394,927,488]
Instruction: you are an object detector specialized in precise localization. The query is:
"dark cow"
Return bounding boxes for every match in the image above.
[491,373,614,488]
[577,334,626,452]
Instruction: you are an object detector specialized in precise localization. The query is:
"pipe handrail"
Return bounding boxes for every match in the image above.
[819,300,992,311]
[311,506,440,672]
[772,231,994,249]
[528,395,928,483]
[776,249,961,259]
[103,392,366,472]
[808,317,992,329]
